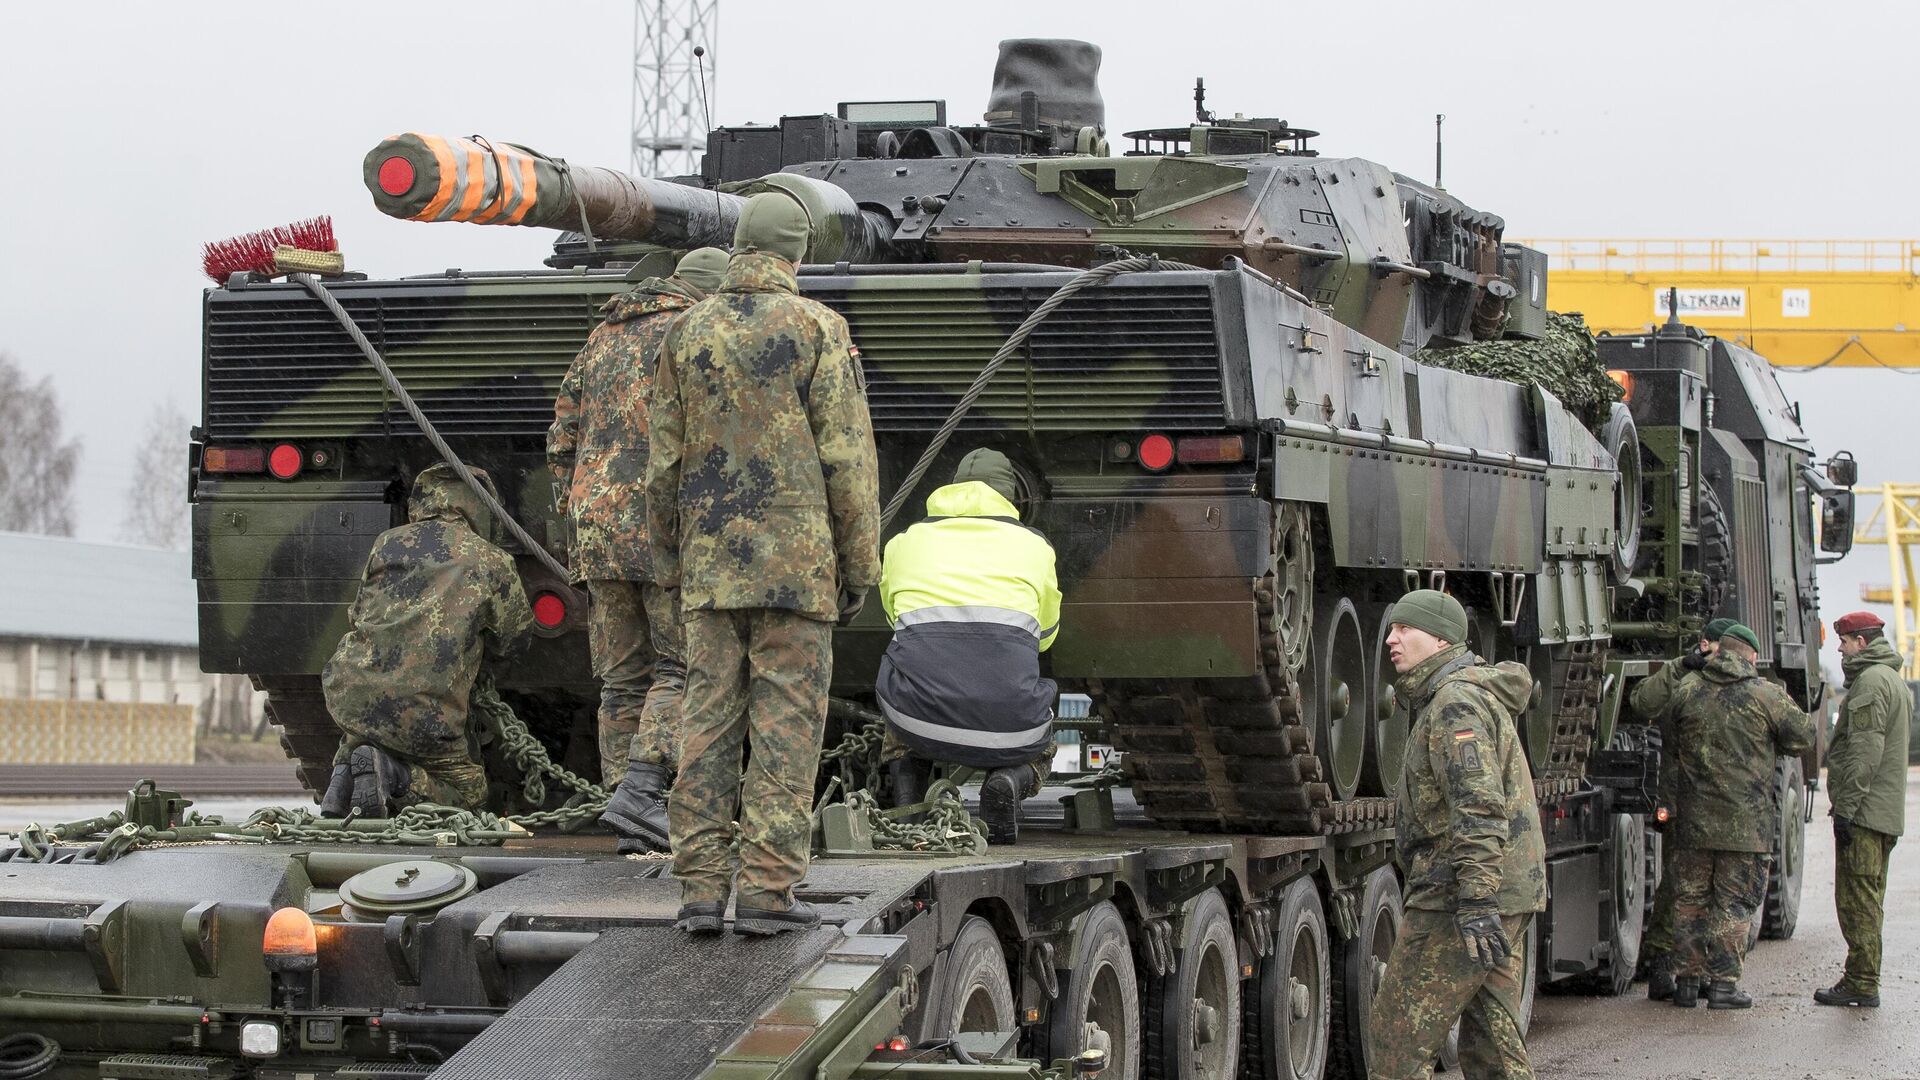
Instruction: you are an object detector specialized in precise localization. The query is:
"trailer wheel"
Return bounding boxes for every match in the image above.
[1328,867,1400,1080]
[1762,757,1806,939]
[1252,877,1329,1080]
[1145,887,1239,1080]
[1582,811,1646,995]
[1047,901,1140,1080]
[931,916,1015,1040]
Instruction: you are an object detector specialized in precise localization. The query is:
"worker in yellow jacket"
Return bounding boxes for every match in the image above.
[877,448,1061,843]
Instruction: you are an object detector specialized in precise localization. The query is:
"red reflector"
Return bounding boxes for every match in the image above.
[887,1037,909,1052]
[532,592,567,629]
[377,155,417,196]
[1137,433,1175,472]
[1176,435,1246,465]
[203,446,265,473]
[267,443,303,480]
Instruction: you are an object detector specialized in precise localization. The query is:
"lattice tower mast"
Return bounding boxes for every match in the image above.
[631,0,717,178]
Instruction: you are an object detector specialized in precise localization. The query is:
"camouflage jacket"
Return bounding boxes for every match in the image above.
[546,279,701,582]
[322,466,534,753]
[1829,637,1910,837]
[646,252,881,620]
[1629,653,1707,810]
[1641,650,1813,852]
[1394,644,1546,915]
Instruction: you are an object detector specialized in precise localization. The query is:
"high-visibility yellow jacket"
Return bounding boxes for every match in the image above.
[876,481,1060,767]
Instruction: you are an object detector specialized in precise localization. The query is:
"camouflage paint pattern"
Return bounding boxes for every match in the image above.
[1638,650,1812,853]
[546,278,703,582]
[670,608,833,908]
[1393,644,1547,916]
[646,253,882,620]
[1368,909,1534,1080]
[585,579,685,783]
[1669,848,1768,982]
[321,465,534,807]
[1834,823,1896,994]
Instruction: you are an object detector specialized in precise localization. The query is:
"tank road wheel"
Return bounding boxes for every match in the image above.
[1360,605,1409,797]
[1584,809,1647,995]
[1328,867,1401,1080]
[1145,887,1240,1080]
[1047,902,1141,1080]
[1762,757,1807,939]
[1253,877,1330,1080]
[932,916,1016,1040]
[1601,403,1643,583]
[1266,503,1315,676]
[1307,598,1368,801]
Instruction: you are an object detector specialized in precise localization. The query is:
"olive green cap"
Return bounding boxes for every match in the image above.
[1722,623,1761,652]
[733,192,811,263]
[673,247,729,297]
[1388,589,1468,646]
[1702,617,1737,641]
[953,448,1017,501]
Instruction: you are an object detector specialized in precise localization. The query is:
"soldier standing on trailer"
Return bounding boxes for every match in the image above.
[1368,590,1545,1080]
[1815,611,1909,1008]
[1631,616,1736,1000]
[648,191,882,937]
[547,247,729,853]
[1641,622,1812,1009]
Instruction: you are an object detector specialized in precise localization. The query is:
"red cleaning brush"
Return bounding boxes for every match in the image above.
[201,216,339,282]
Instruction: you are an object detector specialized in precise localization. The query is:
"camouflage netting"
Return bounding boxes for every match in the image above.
[1417,311,1621,431]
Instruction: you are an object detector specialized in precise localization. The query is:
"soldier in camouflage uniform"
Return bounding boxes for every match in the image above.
[547,247,729,853]
[318,464,534,817]
[1631,616,1736,1000]
[1369,590,1545,1080]
[647,192,881,937]
[1638,623,1812,1009]
[1815,611,1909,1008]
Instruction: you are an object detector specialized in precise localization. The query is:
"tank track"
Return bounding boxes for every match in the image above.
[256,674,335,798]
[1540,639,1608,783]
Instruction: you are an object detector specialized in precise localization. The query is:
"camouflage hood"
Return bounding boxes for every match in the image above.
[598,277,704,324]
[1454,659,1535,717]
[1396,643,1531,717]
[1842,635,1904,687]
[923,480,1020,520]
[407,463,501,539]
[1701,648,1760,685]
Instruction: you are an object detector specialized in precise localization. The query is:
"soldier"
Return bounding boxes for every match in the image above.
[1815,610,1909,1008]
[1368,590,1544,1080]
[1641,623,1812,1009]
[647,191,881,937]
[876,448,1061,844]
[318,464,534,817]
[1632,616,1736,1000]
[546,247,729,854]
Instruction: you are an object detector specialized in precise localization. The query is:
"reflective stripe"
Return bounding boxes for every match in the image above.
[878,693,1053,751]
[1038,623,1058,642]
[894,604,1040,637]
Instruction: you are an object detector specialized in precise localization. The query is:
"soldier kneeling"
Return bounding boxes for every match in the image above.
[319,464,535,817]
[876,449,1061,844]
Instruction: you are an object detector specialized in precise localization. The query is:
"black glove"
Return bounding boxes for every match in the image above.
[1680,646,1709,671]
[837,586,867,626]
[1834,815,1855,849]
[1456,900,1511,971]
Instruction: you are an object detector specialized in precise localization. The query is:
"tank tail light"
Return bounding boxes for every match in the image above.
[532,591,569,630]
[1607,369,1634,402]
[267,443,304,480]
[1176,435,1246,465]
[203,446,266,474]
[1137,433,1175,472]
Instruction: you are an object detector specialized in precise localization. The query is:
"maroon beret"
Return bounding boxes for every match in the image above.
[1833,611,1885,636]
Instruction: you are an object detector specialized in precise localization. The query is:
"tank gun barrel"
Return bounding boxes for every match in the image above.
[365,133,744,249]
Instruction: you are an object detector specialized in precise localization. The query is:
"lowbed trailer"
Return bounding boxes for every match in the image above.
[0,779,1641,1080]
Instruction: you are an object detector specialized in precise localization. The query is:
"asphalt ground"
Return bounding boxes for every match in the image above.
[1527,767,1920,1080]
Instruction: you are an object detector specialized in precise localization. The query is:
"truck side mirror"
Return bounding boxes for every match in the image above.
[1820,490,1856,555]
[1826,451,1858,489]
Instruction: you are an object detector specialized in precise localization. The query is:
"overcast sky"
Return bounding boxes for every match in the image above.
[2,0,1914,672]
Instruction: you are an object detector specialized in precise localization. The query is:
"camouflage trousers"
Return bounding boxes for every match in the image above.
[330,683,496,811]
[586,578,685,785]
[670,608,832,909]
[879,725,1057,794]
[1670,848,1769,982]
[1369,909,1533,1080]
[1835,824,1897,994]
[1642,833,1677,961]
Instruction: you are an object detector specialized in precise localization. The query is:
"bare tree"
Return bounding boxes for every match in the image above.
[120,400,191,550]
[0,353,79,536]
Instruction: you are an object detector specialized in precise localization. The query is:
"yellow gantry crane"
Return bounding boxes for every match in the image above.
[1852,485,1920,679]
[1519,239,1920,369]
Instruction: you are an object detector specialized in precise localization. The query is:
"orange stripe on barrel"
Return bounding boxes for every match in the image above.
[416,134,459,222]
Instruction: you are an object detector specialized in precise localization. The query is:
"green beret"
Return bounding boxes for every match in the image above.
[1388,589,1469,646]
[1703,617,1737,641]
[1722,623,1761,652]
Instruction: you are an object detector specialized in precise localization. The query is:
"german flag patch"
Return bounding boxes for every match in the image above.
[1453,729,1476,741]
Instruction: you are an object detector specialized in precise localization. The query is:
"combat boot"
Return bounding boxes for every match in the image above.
[887,756,933,824]
[318,763,354,818]
[347,745,412,819]
[733,900,822,937]
[1813,983,1880,1008]
[980,765,1039,845]
[601,760,671,853]
[1646,956,1676,1002]
[675,900,726,937]
[1706,981,1752,1010]
[1670,977,1700,1008]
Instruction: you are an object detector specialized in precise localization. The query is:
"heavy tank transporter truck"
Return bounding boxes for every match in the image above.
[0,39,1856,1080]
